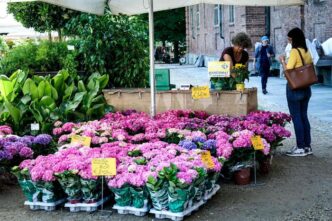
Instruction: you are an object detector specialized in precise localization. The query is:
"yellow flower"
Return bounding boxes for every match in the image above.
[234,64,245,69]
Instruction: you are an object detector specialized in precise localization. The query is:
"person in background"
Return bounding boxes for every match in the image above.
[253,36,275,95]
[279,27,313,157]
[219,32,252,69]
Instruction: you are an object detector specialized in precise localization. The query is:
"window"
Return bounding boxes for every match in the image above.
[214,5,220,27]
[229,5,235,23]
[190,7,195,38]
[196,5,200,31]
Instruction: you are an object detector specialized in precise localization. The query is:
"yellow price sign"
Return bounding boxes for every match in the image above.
[71,135,91,147]
[192,86,210,99]
[201,151,215,169]
[91,158,117,176]
[251,136,264,150]
[208,61,230,77]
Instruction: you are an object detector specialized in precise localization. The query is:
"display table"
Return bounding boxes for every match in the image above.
[103,88,257,116]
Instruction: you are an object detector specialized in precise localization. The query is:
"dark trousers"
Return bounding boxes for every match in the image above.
[259,62,270,90]
[286,85,311,149]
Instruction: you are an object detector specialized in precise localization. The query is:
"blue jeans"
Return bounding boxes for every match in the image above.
[259,61,270,90]
[286,85,311,149]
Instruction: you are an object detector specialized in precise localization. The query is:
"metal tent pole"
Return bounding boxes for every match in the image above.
[148,0,156,117]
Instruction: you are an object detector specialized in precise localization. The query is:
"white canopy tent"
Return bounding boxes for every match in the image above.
[8,0,305,116]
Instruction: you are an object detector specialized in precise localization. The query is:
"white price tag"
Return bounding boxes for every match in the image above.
[31,123,40,131]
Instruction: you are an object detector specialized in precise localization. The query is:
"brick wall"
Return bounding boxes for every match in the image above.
[245,7,266,47]
[186,4,267,63]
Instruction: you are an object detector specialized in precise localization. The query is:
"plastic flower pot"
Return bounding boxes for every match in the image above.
[18,179,41,202]
[130,186,149,208]
[168,185,192,213]
[111,186,132,207]
[234,168,251,185]
[146,182,169,211]
[80,178,101,203]
[236,83,245,92]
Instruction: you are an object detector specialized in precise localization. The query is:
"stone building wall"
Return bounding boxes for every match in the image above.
[186,1,331,62]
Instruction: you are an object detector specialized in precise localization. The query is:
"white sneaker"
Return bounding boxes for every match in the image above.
[305,147,313,155]
[286,146,297,155]
[286,147,307,157]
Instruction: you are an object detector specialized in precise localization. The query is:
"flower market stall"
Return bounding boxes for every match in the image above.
[4,109,292,219]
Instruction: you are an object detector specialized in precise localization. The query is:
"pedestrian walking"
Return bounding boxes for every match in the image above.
[279,28,313,157]
[253,36,275,94]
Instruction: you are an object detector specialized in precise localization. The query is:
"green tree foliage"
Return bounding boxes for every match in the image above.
[141,8,186,62]
[64,12,149,88]
[0,41,77,75]
[7,2,79,40]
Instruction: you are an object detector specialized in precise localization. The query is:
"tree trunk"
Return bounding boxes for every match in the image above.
[173,41,179,63]
[48,32,52,42]
[162,41,166,47]
[58,28,62,42]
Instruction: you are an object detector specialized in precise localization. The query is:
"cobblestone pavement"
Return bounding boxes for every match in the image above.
[0,65,331,221]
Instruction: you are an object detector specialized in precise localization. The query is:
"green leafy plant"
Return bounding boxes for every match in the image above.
[0,41,78,76]
[0,69,111,135]
[64,12,149,88]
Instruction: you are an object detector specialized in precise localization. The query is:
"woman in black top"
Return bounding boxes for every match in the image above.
[219,32,252,69]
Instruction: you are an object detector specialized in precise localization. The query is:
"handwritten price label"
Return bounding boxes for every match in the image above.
[251,136,264,150]
[208,61,230,77]
[71,135,91,147]
[201,151,215,169]
[91,158,117,176]
[192,86,210,99]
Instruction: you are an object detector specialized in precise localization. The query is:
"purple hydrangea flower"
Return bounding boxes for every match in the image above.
[178,140,197,150]
[192,137,206,143]
[33,134,52,145]
[202,139,217,150]
[18,136,35,146]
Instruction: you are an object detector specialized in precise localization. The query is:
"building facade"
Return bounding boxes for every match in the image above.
[186,1,331,64]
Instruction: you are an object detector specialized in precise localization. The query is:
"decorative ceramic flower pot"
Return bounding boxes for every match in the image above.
[236,83,245,92]
[234,168,251,185]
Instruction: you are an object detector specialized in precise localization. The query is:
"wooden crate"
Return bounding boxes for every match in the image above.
[103,88,258,116]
